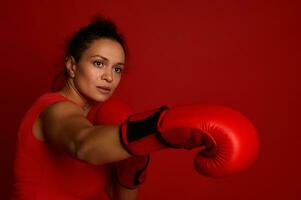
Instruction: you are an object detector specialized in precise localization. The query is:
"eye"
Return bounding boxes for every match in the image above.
[93,60,104,68]
[114,66,124,74]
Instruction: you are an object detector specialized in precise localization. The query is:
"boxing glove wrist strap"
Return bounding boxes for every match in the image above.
[119,106,179,155]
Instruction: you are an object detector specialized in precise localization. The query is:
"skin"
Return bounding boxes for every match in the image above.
[33,38,137,200]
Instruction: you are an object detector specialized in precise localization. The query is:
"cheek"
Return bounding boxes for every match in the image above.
[112,75,122,88]
[76,71,97,91]
[84,68,98,83]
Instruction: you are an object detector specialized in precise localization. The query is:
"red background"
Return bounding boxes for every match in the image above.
[0,0,299,199]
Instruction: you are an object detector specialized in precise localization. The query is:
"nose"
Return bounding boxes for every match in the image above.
[101,67,113,82]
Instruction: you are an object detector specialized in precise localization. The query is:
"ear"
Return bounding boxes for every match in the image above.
[65,56,77,78]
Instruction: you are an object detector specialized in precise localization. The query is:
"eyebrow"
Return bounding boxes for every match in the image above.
[90,55,125,65]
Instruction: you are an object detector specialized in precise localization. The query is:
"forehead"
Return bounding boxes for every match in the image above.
[83,38,125,62]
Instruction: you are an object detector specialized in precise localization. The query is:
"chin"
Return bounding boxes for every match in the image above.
[93,93,112,102]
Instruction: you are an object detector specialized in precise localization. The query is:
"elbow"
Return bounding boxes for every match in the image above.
[72,125,126,166]
[73,129,104,165]
[76,141,103,165]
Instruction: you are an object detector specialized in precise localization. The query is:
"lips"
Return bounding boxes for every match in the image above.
[97,86,111,94]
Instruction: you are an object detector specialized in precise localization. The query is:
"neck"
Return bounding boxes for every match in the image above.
[59,79,94,112]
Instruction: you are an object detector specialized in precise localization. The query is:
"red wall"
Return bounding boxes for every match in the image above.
[1,0,299,199]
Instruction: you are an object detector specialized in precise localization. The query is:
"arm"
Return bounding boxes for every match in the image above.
[88,100,149,200]
[70,97,257,179]
[40,101,131,165]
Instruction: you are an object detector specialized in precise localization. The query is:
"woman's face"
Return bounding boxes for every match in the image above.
[69,38,125,102]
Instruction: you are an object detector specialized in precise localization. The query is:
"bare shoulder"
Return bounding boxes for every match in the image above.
[38,101,91,148]
[42,101,84,119]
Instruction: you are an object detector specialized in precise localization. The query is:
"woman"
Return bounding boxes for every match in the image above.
[14,17,140,200]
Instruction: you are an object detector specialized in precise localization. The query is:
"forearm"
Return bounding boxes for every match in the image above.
[76,125,131,165]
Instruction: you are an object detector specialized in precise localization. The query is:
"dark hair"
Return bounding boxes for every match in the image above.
[50,16,126,91]
[67,17,126,62]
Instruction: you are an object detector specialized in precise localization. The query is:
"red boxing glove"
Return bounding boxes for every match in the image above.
[120,104,259,178]
[87,100,150,189]
[114,154,150,190]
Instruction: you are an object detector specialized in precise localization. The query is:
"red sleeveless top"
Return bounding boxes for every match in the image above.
[13,92,109,200]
